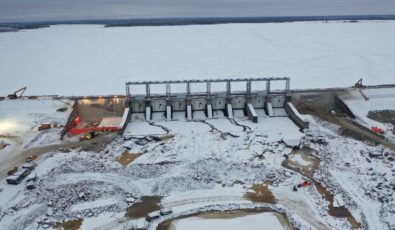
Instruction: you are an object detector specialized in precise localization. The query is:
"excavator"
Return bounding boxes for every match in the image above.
[8,87,27,99]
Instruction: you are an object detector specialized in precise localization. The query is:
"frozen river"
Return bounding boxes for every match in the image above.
[0,20,394,96]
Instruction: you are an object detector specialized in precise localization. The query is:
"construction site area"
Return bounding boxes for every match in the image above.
[0,78,395,230]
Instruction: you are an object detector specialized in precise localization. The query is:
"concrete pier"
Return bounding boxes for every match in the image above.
[166,105,172,121]
[206,104,213,119]
[145,106,151,121]
[265,100,274,117]
[285,102,309,130]
[246,103,258,123]
[186,104,193,120]
[226,103,233,119]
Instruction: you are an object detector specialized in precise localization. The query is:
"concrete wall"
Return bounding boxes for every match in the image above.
[285,102,309,130]
[272,95,286,108]
[290,90,342,110]
[118,107,131,135]
[60,100,79,140]
[78,98,125,123]
[129,93,278,113]
[335,96,356,118]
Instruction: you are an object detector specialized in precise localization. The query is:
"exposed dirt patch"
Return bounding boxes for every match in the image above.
[117,151,142,166]
[0,133,117,179]
[0,134,18,138]
[283,148,320,178]
[339,128,377,144]
[282,148,360,229]
[315,183,361,229]
[368,110,395,126]
[0,143,9,150]
[159,134,175,141]
[297,103,395,151]
[54,218,83,230]
[244,183,276,204]
[233,180,245,185]
[126,196,162,219]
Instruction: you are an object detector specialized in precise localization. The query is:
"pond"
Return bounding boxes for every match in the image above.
[158,210,291,230]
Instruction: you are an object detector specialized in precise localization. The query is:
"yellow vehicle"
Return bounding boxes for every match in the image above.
[79,131,100,141]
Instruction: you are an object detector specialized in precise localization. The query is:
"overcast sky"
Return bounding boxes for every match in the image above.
[0,0,395,23]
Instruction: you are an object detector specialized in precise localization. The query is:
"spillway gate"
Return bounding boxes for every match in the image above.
[123,77,292,123]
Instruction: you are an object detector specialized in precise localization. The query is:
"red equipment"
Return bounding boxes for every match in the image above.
[371,127,384,135]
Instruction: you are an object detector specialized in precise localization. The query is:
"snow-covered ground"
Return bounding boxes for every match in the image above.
[0,98,394,229]
[4,101,392,229]
[0,98,71,139]
[1,20,395,96]
[340,87,395,141]
[1,19,395,229]
[0,98,72,176]
[305,116,395,229]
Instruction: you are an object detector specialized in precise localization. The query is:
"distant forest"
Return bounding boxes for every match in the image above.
[1,15,395,32]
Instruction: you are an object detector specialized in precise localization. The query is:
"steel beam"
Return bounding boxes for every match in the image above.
[126,77,290,101]
[125,77,289,86]
[207,82,211,98]
[146,83,151,100]
[226,81,231,98]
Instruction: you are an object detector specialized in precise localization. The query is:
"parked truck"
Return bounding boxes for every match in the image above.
[6,168,32,185]
[6,163,37,185]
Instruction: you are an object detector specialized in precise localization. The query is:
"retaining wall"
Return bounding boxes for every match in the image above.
[285,102,309,130]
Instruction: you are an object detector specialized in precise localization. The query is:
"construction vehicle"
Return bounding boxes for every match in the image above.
[79,131,100,141]
[8,87,27,99]
[26,155,37,162]
[293,180,313,191]
[372,127,385,135]
[353,78,363,88]
[6,167,32,185]
[38,123,51,131]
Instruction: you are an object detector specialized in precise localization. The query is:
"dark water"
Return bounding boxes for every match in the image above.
[126,196,162,219]
[158,209,291,230]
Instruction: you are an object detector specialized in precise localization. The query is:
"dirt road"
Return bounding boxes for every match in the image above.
[0,134,117,179]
